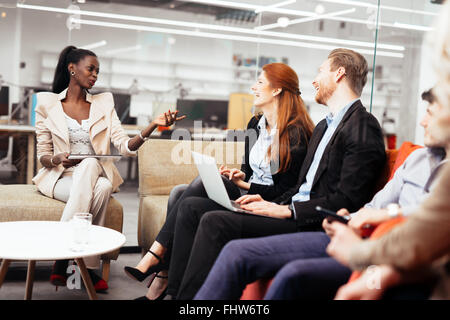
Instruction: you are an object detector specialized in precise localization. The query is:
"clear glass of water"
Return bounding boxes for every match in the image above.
[70,213,92,252]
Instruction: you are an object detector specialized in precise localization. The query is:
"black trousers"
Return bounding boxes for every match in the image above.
[155,175,241,258]
[166,196,298,299]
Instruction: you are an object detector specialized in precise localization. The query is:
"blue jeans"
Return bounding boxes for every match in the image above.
[194,231,350,300]
[265,257,352,299]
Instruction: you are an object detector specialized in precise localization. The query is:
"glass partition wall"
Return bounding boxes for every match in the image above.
[373,0,440,148]
[0,0,443,245]
[1,0,444,138]
[5,0,383,128]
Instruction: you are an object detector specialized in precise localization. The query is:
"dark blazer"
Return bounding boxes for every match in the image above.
[239,115,310,201]
[274,100,386,230]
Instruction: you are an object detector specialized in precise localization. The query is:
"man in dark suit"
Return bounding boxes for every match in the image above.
[167,48,386,300]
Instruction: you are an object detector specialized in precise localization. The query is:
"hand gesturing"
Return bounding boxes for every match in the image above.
[153,109,186,127]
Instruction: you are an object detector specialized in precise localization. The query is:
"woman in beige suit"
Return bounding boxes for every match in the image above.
[32,46,185,291]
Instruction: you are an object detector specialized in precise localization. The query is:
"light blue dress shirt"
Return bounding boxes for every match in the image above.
[359,147,447,217]
[291,98,359,205]
[248,115,276,186]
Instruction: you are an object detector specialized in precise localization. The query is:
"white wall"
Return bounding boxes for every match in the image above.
[414,40,436,146]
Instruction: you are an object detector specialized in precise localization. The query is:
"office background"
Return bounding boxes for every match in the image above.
[0,0,441,247]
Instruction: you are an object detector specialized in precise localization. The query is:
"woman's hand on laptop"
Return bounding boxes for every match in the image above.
[219,166,245,180]
[219,166,249,190]
[219,165,231,177]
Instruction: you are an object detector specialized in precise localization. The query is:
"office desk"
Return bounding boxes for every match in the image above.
[0,125,36,184]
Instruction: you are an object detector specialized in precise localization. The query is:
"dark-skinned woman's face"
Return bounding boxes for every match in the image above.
[68,55,99,90]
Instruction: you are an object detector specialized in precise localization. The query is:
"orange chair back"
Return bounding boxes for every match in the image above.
[347,141,422,284]
[347,217,407,282]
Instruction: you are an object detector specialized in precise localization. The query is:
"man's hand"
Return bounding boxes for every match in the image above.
[326,222,363,266]
[235,194,263,204]
[334,270,385,300]
[335,265,401,300]
[322,208,351,237]
[240,201,291,219]
[349,208,390,231]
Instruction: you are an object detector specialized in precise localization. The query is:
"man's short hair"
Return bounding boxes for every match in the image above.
[421,88,436,104]
[328,48,368,96]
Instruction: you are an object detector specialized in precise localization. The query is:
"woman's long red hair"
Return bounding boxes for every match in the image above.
[263,63,314,173]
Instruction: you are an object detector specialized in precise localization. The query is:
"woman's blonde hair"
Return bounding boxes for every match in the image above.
[427,1,450,144]
[430,0,450,112]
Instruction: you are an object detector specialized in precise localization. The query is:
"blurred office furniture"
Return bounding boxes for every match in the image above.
[0,125,35,184]
[175,99,228,130]
[227,93,254,130]
[381,108,397,150]
[0,86,8,116]
[113,92,136,125]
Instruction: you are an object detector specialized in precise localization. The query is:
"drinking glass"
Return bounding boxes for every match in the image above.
[70,213,92,252]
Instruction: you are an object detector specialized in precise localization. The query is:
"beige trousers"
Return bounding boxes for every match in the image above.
[53,158,113,269]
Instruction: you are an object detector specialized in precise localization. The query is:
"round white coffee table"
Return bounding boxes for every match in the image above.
[0,221,126,300]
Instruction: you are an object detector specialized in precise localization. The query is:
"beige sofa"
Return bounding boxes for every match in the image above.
[0,184,123,281]
[137,138,245,253]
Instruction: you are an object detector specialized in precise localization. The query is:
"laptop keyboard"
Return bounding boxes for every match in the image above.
[231,201,243,210]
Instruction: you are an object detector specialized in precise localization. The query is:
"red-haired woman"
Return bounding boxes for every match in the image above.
[125,63,314,300]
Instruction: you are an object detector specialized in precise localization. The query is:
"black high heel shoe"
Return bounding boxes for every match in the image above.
[134,273,168,301]
[124,250,167,282]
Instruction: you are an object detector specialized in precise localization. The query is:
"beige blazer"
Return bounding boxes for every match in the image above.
[32,88,136,198]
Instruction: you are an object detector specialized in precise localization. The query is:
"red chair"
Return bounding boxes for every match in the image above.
[240,142,423,300]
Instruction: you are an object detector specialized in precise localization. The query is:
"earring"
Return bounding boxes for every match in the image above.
[71,71,75,76]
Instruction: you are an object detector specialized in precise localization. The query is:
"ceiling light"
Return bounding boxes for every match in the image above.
[74,18,404,58]
[393,22,434,32]
[16,3,404,51]
[105,45,142,56]
[315,4,325,15]
[254,0,296,14]
[277,17,290,28]
[318,0,438,17]
[177,0,316,17]
[326,15,432,32]
[179,0,434,32]
[167,37,176,45]
[256,8,356,31]
[80,40,107,50]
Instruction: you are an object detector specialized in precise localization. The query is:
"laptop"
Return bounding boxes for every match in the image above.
[191,151,252,214]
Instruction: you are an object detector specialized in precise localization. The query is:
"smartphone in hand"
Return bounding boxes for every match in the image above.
[315,206,350,224]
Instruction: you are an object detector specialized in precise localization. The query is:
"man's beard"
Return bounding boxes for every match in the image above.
[315,81,336,106]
